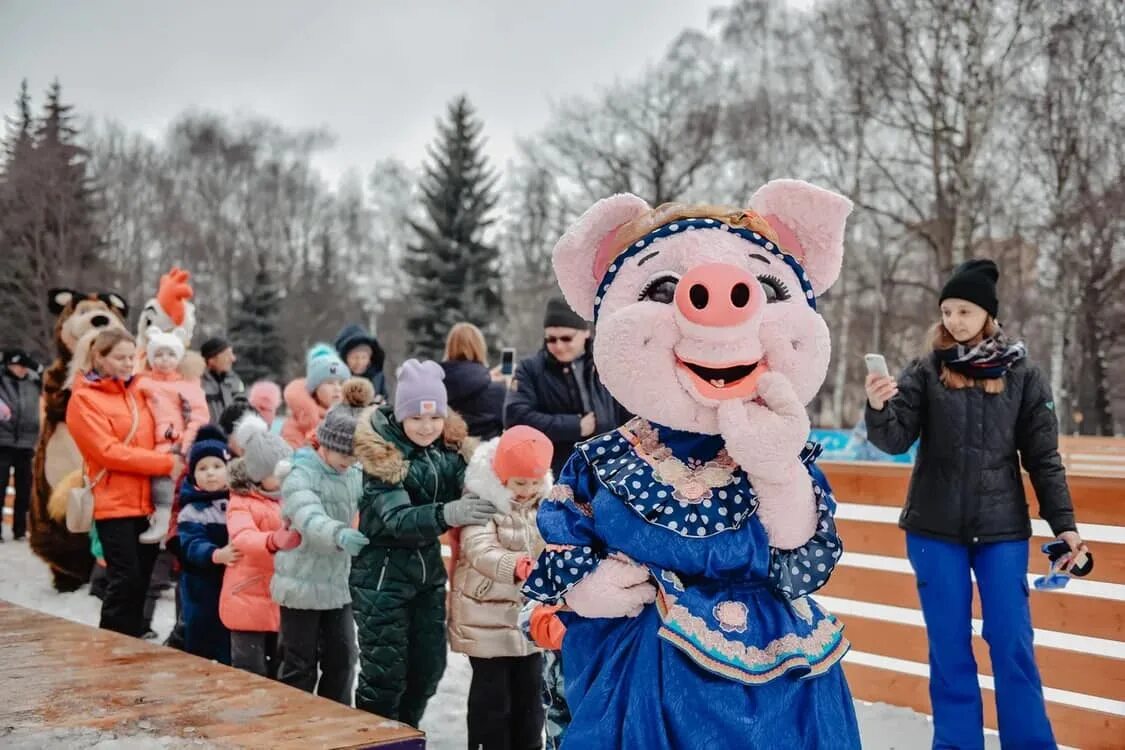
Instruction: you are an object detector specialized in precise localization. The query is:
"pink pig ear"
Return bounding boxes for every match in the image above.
[749,179,853,295]
[552,193,651,321]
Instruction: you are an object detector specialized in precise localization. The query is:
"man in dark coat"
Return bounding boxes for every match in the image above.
[0,349,41,541]
[505,298,629,476]
[335,323,388,401]
[199,337,245,424]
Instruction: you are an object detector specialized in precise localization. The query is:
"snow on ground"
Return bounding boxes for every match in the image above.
[0,539,995,749]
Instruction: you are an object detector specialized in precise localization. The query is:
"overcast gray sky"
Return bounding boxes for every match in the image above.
[1,0,719,182]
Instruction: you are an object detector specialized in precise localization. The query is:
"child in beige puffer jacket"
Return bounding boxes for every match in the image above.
[448,425,553,750]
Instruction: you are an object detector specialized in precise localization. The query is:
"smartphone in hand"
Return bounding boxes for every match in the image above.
[864,353,890,377]
[500,348,516,377]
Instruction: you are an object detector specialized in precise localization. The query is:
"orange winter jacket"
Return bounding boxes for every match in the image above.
[281,378,328,449]
[220,489,284,632]
[67,374,176,521]
[138,370,209,455]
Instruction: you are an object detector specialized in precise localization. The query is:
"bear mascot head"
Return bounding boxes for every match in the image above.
[31,288,129,592]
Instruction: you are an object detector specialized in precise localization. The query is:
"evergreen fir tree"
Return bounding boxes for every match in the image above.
[0,81,37,351]
[0,80,104,355]
[33,79,104,277]
[2,79,34,166]
[403,96,503,359]
[230,256,287,384]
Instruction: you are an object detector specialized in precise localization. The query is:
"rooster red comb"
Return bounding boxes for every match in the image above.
[156,267,194,326]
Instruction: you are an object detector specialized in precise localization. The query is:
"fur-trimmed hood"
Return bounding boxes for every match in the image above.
[464,437,553,515]
[354,403,475,485]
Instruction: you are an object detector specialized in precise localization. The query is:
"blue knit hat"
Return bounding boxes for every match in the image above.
[306,343,348,394]
[189,424,230,479]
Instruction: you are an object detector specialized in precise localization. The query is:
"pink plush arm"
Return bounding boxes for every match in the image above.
[718,373,817,549]
[565,558,656,618]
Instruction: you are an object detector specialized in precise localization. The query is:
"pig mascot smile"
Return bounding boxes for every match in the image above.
[522,180,861,748]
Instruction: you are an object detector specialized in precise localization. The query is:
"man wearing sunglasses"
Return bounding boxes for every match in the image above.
[505,298,629,476]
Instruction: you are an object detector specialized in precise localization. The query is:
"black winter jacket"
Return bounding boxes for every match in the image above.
[440,360,506,440]
[504,344,630,476]
[865,354,1076,544]
[0,367,41,450]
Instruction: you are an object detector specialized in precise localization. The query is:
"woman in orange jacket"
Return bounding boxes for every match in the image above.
[67,328,182,637]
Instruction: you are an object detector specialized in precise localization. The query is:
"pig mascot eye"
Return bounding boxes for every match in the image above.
[756,275,791,303]
[639,275,680,304]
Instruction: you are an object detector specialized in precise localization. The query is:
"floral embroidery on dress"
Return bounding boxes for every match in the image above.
[661,569,685,592]
[713,601,749,633]
[629,419,738,503]
[654,579,848,685]
[549,485,574,503]
[790,597,815,625]
[579,420,760,538]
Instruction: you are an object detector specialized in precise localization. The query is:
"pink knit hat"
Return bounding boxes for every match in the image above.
[248,380,282,424]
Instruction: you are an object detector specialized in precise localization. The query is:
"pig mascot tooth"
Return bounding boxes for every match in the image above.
[522,180,861,749]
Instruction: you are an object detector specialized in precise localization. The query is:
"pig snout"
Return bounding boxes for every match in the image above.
[675,263,763,329]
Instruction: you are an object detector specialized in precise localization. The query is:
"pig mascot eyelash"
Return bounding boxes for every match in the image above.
[521,180,862,749]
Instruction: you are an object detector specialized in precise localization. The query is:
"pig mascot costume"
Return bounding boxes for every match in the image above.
[522,180,861,748]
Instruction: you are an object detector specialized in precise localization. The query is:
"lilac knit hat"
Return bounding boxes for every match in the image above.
[394,359,448,422]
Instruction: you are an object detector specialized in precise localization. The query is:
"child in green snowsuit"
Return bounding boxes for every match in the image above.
[350,359,496,725]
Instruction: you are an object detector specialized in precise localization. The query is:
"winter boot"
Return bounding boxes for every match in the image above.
[139,506,171,544]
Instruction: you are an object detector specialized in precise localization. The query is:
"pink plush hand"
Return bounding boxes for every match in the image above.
[564,558,656,619]
[718,372,810,485]
[718,372,816,549]
[514,556,535,582]
[269,527,302,552]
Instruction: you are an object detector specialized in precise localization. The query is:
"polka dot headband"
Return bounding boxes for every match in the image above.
[592,213,818,322]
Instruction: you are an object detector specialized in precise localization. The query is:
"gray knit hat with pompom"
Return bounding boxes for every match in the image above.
[316,378,375,455]
[232,413,293,483]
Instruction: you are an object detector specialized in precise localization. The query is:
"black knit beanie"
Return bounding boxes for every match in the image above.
[201,336,232,361]
[543,298,588,330]
[939,259,999,319]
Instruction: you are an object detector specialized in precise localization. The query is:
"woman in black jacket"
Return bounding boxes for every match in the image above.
[865,259,1087,750]
[440,323,507,440]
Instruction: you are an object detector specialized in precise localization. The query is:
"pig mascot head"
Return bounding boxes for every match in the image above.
[554,179,852,547]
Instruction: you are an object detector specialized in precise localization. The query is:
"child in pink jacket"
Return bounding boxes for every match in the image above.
[281,344,348,449]
[220,414,301,678]
[139,329,208,543]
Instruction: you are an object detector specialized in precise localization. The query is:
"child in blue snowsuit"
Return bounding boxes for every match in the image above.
[177,425,237,663]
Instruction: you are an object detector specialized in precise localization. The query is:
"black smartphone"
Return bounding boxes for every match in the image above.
[500,348,516,376]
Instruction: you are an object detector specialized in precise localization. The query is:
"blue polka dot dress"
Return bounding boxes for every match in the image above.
[522,418,861,749]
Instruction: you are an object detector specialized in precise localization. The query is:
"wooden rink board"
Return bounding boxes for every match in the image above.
[820,458,1125,750]
[0,601,424,749]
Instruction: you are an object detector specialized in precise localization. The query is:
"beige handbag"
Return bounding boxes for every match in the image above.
[67,392,141,533]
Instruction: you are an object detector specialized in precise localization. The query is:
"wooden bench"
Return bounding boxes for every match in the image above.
[0,601,425,749]
[819,460,1125,750]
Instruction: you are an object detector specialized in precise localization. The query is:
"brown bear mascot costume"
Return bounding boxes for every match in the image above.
[30,288,129,591]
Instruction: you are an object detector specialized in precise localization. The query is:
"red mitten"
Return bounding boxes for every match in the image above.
[529,604,567,650]
[269,528,302,552]
[514,556,535,582]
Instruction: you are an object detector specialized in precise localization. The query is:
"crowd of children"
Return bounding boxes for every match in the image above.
[85,328,564,748]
